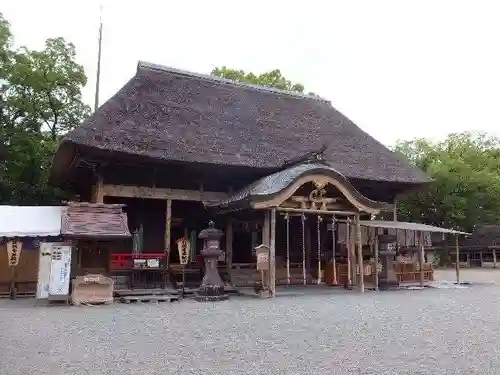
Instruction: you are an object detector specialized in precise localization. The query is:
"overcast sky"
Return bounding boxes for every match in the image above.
[2,0,499,146]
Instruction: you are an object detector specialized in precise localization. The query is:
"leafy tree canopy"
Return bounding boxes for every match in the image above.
[211,66,319,97]
[395,132,500,232]
[0,13,90,205]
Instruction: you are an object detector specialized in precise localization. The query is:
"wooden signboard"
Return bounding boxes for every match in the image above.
[7,240,23,267]
[255,244,270,271]
[37,242,58,299]
[176,237,190,265]
[48,245,72,299]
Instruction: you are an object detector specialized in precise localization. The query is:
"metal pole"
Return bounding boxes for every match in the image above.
[181,265,186,298]
[94,5,103,112]
[9,266,16,300]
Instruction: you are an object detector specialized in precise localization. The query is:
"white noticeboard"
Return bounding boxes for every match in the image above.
[36,242,56,299]
[48,245,72,299]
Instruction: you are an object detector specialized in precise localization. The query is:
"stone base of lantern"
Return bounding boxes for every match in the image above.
[378,249,399,290]
[258,289,271,298]
[194,285,229,302]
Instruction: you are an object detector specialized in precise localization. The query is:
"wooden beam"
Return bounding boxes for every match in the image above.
[277,207,360,216]
[92,175,104,203]
[102,184,228,202]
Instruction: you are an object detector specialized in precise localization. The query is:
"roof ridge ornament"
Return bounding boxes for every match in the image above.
[281,145,328,169]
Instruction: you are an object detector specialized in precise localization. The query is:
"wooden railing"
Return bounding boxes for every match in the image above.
[394,263,433,283]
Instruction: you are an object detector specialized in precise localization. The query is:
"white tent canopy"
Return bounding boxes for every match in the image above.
[0,206,63,237]
[359,220,469,236]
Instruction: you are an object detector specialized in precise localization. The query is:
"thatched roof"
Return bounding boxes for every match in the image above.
[51,61,430,184]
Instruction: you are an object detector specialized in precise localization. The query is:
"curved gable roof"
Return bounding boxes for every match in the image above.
[206,162,392,213]
[53,61,430,185]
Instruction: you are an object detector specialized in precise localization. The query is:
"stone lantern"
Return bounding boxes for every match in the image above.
[195,221,229,302]
[378,234,399,289]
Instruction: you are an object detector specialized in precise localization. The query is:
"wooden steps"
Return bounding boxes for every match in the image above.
[118,295,180,303]
[232,267,313,287]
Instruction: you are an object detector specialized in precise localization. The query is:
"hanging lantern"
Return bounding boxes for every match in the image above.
[176,237,191,265]
[7,239,23,267]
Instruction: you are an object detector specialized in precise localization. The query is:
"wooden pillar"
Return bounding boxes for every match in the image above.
[419,231,425,287]
[479,251,483,267]
[493,248,497,268]
[305,221,312,280]
[262,211,270,289]
[393,199,397,221]
[350,221,357,285]
[346,218,351,285]
[269,208,277,297]
[165,199,172,266]
[455,235,460,284]
[225,217,233,285]
[317,215,322,284]
[92,175,104,203]
[302,214,307,285]
[355,216,364,292]
[331,217,337,285]
[374,230,379,291]
[263,211,270,246]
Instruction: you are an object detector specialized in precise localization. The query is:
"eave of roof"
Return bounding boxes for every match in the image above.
[0,206,63,238]
[360,220,470,235]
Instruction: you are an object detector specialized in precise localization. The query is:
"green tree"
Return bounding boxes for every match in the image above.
[211,66,319,96]
[0,13,90,204]
[394,132,500,232]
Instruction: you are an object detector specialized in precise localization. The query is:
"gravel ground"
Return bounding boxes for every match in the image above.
[434,268,500,283]
[2,284,500,375]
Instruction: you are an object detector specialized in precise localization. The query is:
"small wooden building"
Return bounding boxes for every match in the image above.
[436,225,500,268]
[0,204,130,297]
[49,62,431,291]
[0,206,63,296]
